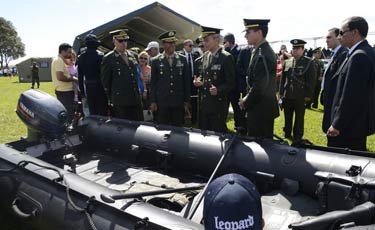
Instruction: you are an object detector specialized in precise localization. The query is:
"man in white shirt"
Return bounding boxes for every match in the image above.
[51,43,76,122]
[321,28,347,142]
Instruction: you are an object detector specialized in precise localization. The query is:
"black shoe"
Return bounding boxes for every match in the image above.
[283,134,291,139]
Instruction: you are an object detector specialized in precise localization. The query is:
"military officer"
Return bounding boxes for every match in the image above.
[149,30,190,127]
[279,39,316,142]
[238,19,279,138]
[30,61,40,89]
[101,29,143,121]
[306,47,324,109]
[193,26,235,133]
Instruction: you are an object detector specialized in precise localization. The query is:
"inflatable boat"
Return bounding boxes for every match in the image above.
[1,89,375,230]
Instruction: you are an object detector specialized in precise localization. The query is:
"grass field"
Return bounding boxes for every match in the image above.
[1,76,374,151]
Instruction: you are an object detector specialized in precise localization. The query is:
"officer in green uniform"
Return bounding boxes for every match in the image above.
[31,61,40,89]
[279,39,316,142]
[193,26,235,133]
[239,19,279,138]
[101,29,143,121]
[310,47,324,109]
[149,30,190,127]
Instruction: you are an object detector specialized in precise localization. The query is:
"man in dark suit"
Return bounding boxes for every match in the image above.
[239,19,279,138]
[178,39,199,125]
[150,31,190,127]
[327,16,375,151]
[321,28,348,142]
[223,33,246,133]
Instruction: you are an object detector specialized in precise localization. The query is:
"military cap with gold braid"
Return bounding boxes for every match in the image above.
[200,26,222,38]
[109,29,129,40]
[290,39,307,48]
[243,19,270,31]
[159,30,178,43]
[195,36,203,44]
[313,47,321,53]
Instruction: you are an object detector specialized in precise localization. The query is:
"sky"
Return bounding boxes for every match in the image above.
[3,0,375,65]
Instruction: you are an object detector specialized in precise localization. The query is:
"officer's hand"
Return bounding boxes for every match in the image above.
[238,99,245,110]
[150,102,158,112]
[209,84,217,96]
[327,125,340,137]
[193,76,203,87]
[304,97,311,102]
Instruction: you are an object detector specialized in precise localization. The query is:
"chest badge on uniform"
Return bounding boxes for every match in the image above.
[176,60,183,67]
[211,64,221,71]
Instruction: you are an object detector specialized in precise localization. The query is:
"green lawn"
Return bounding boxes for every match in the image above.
[1,76,374,151]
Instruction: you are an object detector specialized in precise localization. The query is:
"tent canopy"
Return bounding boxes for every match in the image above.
[73,2,202,54]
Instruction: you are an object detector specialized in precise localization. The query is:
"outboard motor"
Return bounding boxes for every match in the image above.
[16,89,68,141]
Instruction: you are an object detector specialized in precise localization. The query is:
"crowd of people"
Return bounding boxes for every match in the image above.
[0,67,16,77]
[50,15,375,152]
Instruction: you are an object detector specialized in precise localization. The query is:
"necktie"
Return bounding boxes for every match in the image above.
[249,48,256,65]
[168,56,173,66]
[121,53,129,66]
[188,53,193,78]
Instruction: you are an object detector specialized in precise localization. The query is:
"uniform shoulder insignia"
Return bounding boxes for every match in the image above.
[221,49,231,57]
[104,50,114,58]
[176,52,185,58]
[284,58,294,69]
[150,54,162,62]
[195,55,203,62]
[97,50,104,56]
[127,50,137,58]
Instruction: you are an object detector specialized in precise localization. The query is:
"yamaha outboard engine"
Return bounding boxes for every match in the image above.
[16,89,68,141]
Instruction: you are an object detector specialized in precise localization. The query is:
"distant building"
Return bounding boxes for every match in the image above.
[16,57,53,83]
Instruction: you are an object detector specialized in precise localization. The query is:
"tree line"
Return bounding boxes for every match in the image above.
[0,17,25,69]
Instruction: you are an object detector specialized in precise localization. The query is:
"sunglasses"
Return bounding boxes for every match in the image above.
[116,39,128,43]
[339,29,351,36]
[139,57,148,60]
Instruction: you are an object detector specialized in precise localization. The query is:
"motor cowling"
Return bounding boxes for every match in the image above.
[16,89,68,141]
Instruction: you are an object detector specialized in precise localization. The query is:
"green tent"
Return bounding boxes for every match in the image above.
[73,2,202,54]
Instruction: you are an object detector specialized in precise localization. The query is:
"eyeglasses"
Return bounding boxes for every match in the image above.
[139,57,148,60]
[339,29,351,36]
[187,44,193,47]
[116,39,128,43]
